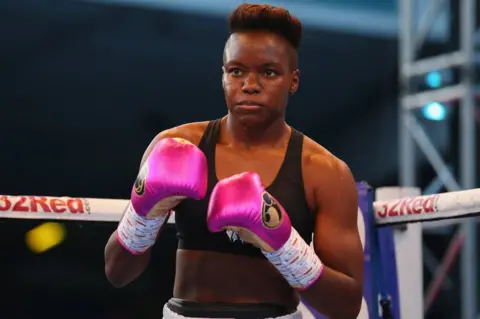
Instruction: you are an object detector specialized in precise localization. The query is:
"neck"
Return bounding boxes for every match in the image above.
[224,113,288,148]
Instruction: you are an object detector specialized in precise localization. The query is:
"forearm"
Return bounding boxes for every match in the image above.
[104,198,172,287]
[103,135,206,287]
[263,227,362,318]
[300,266,362,319]
[104,230,152,288]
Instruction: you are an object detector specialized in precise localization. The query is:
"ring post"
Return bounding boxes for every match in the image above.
[375,187,423,319]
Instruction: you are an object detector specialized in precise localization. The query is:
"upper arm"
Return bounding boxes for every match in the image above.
[139,122,207,169]
[311,158,363,284]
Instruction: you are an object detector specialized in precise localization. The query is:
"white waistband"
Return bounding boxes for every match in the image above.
[162,303,304,319]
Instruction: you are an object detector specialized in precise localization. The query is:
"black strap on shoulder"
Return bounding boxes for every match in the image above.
[198,119,222,182]
[198,118,221,152]
[280,127,304,178]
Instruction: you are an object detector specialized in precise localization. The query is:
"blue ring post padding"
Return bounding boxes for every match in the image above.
[374,220,401,318]
[358,182,375,318]
[298,182,377,318]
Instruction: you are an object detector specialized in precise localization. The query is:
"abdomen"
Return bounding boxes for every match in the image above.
[173,249,299,309]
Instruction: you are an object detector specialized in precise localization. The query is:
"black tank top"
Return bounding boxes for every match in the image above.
[174,119,314,258]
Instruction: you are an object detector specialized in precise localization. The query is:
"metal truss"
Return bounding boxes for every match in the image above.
[398,0,477,318]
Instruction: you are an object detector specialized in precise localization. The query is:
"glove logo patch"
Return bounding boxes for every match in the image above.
[134,165,148,196]
[261,192,282,229]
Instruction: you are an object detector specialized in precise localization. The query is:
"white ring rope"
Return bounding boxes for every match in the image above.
[374,188,480,226]
[0,188,479,225]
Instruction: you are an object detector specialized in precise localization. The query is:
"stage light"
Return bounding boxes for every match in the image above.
[422,102,447,121]
[25,222,66,254]
[425,71,443,88]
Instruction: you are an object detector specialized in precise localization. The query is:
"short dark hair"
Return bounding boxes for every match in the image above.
[228,4,303,50]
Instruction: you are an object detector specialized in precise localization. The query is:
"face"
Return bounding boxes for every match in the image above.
[222,32,299,126]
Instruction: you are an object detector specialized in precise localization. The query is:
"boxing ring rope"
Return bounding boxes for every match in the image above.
[1,188,478,224]
[1,186,479,319]
[374,188,480,226]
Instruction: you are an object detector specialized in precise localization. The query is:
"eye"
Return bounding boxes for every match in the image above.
[228,68,243,76]
[263,69,277,77]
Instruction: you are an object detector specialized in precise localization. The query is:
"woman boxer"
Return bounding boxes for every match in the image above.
[105,4,363,318]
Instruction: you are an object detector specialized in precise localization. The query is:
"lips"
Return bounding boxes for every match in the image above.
[235,101,265,111]
[236,104,262,111]
[237,100,264,106]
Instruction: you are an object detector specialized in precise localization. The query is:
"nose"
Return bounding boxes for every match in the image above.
[242,73,261,94]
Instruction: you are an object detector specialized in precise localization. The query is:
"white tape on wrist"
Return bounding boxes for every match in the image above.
[263,228,324,290]
[116,202,168,255]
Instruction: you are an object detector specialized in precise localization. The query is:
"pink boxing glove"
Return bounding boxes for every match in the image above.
[117,137,207,255]
[207,172,324,290]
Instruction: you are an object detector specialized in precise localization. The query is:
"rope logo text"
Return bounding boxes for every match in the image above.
[375,195,439,218]
[0,196,89,214]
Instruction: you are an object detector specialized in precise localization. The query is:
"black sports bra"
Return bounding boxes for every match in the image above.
[174,119,314,258]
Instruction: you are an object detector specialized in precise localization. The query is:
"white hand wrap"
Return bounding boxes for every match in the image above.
[263,228,324,290]
[116,202,169,255]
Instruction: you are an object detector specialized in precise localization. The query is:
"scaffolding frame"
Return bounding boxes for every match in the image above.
[398,0,477,318]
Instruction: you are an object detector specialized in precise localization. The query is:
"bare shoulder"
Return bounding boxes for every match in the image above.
[300,134,358,217]
[301,135,353,188]
[156,121,210,146]
[139,121,210,168]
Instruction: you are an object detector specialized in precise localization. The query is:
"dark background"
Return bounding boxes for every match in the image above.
[0,0,477,318]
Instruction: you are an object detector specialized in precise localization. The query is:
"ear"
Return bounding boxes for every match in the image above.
[290,69,300,94]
